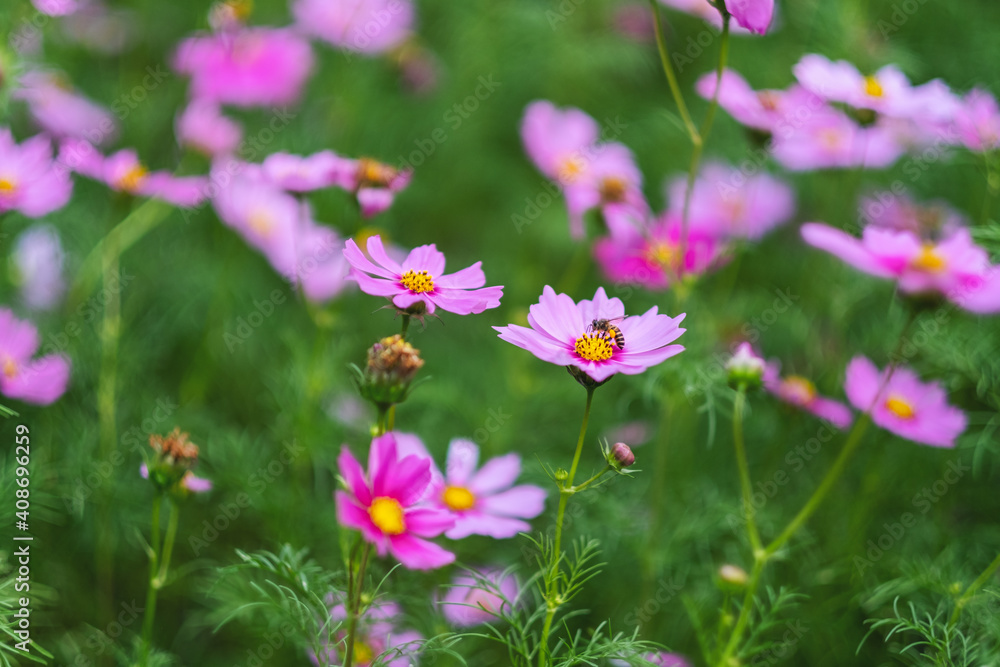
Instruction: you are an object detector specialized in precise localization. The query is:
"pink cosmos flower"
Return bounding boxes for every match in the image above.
[394,434,546,539]
[0,129,74,218]
[593,213,729,291]
[563,142,649,239]
[521,101,600,187]
[495,286,686,384]
[857,191,967,239]
[612,652,692,667]
[328,156,412,217]
[723,0,774,34]
[438,568,520,627]
[0,309,71,405]
[13,225,65,312]
[344,235,503,315]
[844,356,966,447]
[172,27,314,108]
[666,163,794,240]
[771,107,904,171]
[293,0,414,54]
[311,597,422,667]
[59,140,208,207]
[13,70,118,145]
[955,88,1000,153]
[31,0,79,16]
[337,433,455,570]
[140,464,212,494]
[175,100,243,157]
[763,362,853,429]
[695,69,822,134]
[657,0,752,34]
[260,150,340,192]
[801,223,1000,313]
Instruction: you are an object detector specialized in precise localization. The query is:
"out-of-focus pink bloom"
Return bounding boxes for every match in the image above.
[395,44,441,96]
[845,356,966,447]
[603,420,652,446]
[858,191,967,240]
[564,142,649,239]
[955,88,1000,153]
[614,3,655,42]
[695,69,822,134]
[173,27,314,108]
[140,464,212,494]
[666,163,794,240]
[311,597,422,667]
[337,433,455,570]
[724,0,774,34]
[12,225,65,312]
[260,150,339,192]
[31,0,79,17]
[0,129,74,218]
[612,652,692,667]
[59,140,208,207]
[801,223,1000,313]
[439,568,520,627]
[344,235,503,315]
[763,362,853,429]
[295,219,353,303]
[59,0,136,55]
[521,101,600,186]
[394,434,546,539]
[175,100,243,157]
[657,0,752,34]
[593,214,729,291]
[0,309,71,405]
[771,108,903,171]
[13,71,118,145]
[293,0,414,54]
[329,156,412,217]
[495,286,686,384]
[726,342,765,383]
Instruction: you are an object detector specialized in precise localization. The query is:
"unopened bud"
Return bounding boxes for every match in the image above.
[353,335,425,408]
[717,564,749,592]
[609,442,635,468]
[146,428,202,494]
[725,342,764,390]
[554,468,569,482]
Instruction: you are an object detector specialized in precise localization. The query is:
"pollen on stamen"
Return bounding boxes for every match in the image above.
[884,394,916,419]
[0,178,17,195]
[599,176,628,203]
[574,333,615,362]
[443,486,476,511]
[369,496,406,535]
[3,358,17,379]
[864,75,884,98]
[400,269,435,293]
[116,164,148,193]
[910,244,947,273]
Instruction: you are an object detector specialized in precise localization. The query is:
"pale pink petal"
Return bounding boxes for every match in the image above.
[1,355,70,405]
[344,237,396,279]
[403,244,447,276]
[445,439,479,486]
[801,223,895,278]
[844,356,883,413]
[436,262,486,289]
[469,453,522,495]
[446,513,530,540]
[479,485,547,519]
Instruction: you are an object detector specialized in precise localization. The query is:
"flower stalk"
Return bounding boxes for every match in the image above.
[140,496,180,666]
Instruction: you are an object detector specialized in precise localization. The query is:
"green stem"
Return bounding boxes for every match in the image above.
[375,404,390,436]
[155,500,180,586]
[344,543,372,667]
[400,314,410,339]
[648,0,701,145]
[948,550,1000,628]
[538,386,595,667]
[140,496,162,664]
[732,386,762,554]
[718,556,765,665]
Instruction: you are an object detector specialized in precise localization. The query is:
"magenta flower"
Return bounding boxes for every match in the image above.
[394,433,546,539]
[328,156,412,217]
[657,0,753,34]
[311,597,422,667]
[172,27,314,108]
[696,69,821,133]
[337,433,455,570]
[438,568,520,627]
[593,213,729,291]
[521,101,600,187]
[844,356,966,447]
[563,142,649,239]
[771,107,903,171]
[293,0,414,54]
[763,362,853,429]
[13,225,65,312]
[344,235,503,315]
[801,223,1000,313]
[59,140,208,207]
[13,70,118,145]
[666,163,794,240]
[495,286,685,384]
[723,0,774,34]
[175,100,243,157]
[956,88,1000,153]
[260,150,340,192]
[0,309,71,405]
[0,129,73,218]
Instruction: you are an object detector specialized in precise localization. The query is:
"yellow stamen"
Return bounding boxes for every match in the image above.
[884,394,915,419]
[357,158,398,188]
[400,269,435,293]
[574,333,615,362]
[644,241,680,271]
[556,155,585,185]
[782,375,817,404]
[247,210,273,236]
[115,164,148,193]
[353,640,375,664]
[369,497,406,535]
[0,178,17,195]
[3,358,18,379]
[910,243,947,273]
[599,176,627,203]
[442,485,476,511]
[864,75,884,98]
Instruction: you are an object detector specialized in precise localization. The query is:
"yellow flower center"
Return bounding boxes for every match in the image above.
[757,92,779,111]
[645,241,680,271]
[442,485,476,511]
[353,640,375,665]
[116,164,148,193]
[910,243,947,273]
[884,394,915,419]
[819,129,843,149]
[369,497,406,535]
[3,358,18,379]
[864,75,884,98]
[556,155,586,184]
[357,158,397,188]
[0,178,17,195]
[400,269,435,293]
[574,333,615,362]
[782,375,816,404]
[599,176,627,203]
[248,210,273,236]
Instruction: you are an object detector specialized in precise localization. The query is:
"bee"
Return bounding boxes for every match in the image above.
[589,317,625,350]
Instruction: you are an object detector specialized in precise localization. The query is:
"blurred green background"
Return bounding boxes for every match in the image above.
[1,0,999,664]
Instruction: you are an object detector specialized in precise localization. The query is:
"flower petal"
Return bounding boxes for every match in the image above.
[338,446,372,506]
[387,533,455,570]
[446,439,479,486]
[469,453,521,495]
[479,484,547,519]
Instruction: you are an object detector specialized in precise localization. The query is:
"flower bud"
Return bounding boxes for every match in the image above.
[145,428,204,495]
[717,564,749,592]
[725,342,765,390]
[609,442,635,469]
[352,335,425,408]
[554,468,569,482]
